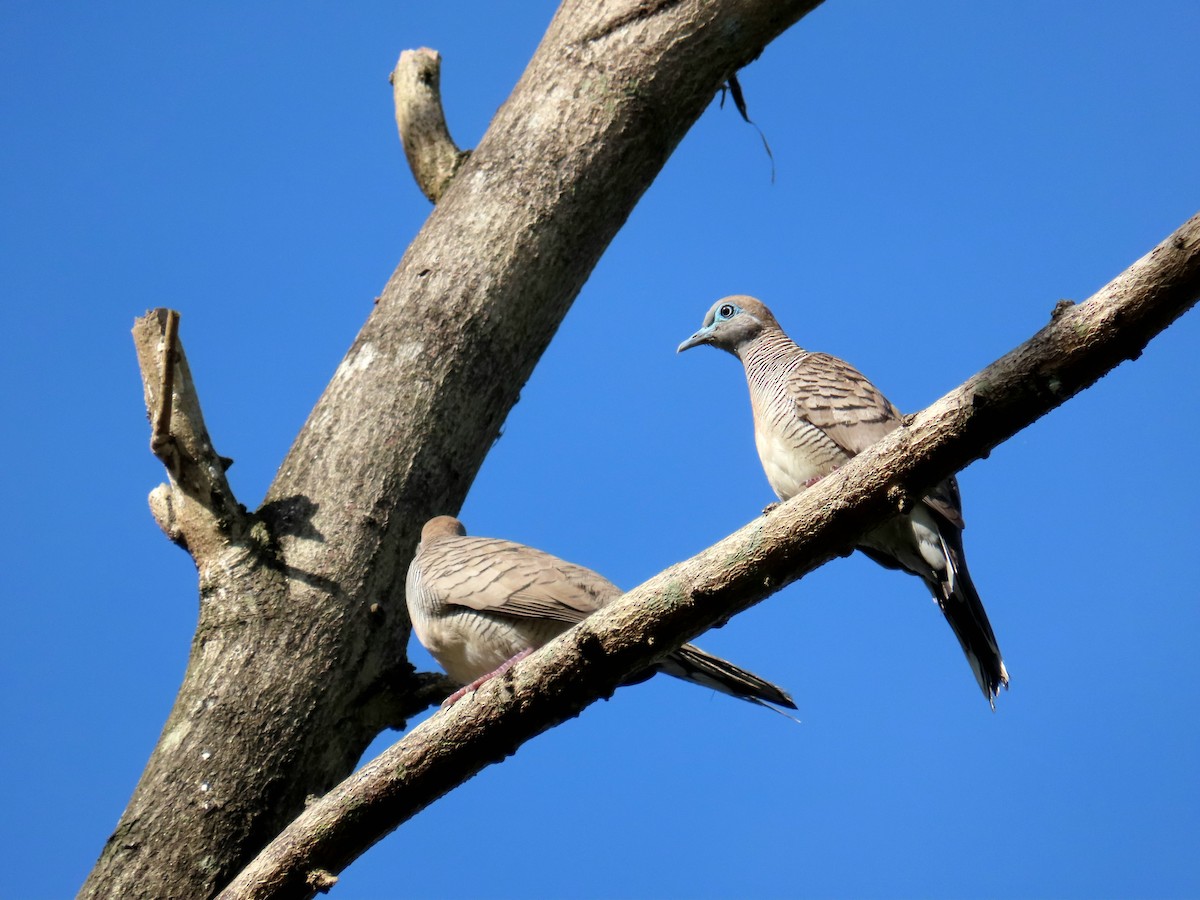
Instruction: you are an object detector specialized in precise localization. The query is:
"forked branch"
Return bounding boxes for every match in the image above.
[87,5,829,895]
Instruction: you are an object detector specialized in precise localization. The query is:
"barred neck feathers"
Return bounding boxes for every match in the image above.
[738,326,807,380]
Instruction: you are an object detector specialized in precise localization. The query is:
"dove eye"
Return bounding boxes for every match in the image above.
[718,303,736,319]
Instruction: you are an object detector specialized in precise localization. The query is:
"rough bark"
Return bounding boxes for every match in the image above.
[218,210,1200,899]
[82,2,824,897]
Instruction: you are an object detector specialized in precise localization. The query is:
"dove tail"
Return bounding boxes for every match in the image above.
[934,530,1009,708]
[658,644,797,711]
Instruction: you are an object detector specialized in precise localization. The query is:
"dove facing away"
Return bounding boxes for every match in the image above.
[406,516,796,711]
[678,295,1008,706]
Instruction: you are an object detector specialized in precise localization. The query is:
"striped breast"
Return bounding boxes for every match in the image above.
[741,332,852,501]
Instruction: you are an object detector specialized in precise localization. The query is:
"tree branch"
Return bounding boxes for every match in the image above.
[149,308,179,458]
[132,309,247,555]
[359,670,460,733]
[85,3,826,896]
[220,213,1200,900]
[391,48,470,203]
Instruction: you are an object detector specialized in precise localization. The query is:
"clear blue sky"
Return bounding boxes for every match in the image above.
[3,2,1198,898]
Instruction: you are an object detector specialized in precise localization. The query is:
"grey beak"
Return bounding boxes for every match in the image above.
[677,327,713,354]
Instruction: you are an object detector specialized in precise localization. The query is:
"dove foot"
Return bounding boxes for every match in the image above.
[441,648,535,707]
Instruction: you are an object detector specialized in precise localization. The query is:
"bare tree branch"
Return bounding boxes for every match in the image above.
[391,48,470,203]
[83,3,825,896]
[220,213,1200,900]
[132,309,247,556]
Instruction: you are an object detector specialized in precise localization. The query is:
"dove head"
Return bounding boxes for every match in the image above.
[677,295,781,357]
[421,515,467,543]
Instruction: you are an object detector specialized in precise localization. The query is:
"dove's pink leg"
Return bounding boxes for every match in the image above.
[441,648,535,707]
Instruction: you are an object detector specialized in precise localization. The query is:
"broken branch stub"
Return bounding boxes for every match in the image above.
[131,308,246,556]
[392,48,470,203]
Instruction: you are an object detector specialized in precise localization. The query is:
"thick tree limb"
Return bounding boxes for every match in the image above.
[221,214,1200,900]
[84,3,825,897]
[391,48,470,203]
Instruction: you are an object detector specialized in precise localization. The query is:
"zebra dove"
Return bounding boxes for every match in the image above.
[678,295,1008,706]
[406,515,797,711]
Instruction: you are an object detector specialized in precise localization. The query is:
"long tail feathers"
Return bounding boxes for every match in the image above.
[659,644,798,715]
[935,531,1009,709]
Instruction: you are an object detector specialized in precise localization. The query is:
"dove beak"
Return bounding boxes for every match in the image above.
[677,326,714,354]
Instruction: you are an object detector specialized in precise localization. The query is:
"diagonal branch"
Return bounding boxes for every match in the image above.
[221,212,1200,900]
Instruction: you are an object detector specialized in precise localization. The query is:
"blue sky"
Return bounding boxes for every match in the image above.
[3,2,1198,898]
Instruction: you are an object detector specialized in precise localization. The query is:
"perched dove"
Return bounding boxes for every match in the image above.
[406,515,796,711]
[678,295,1008,706]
